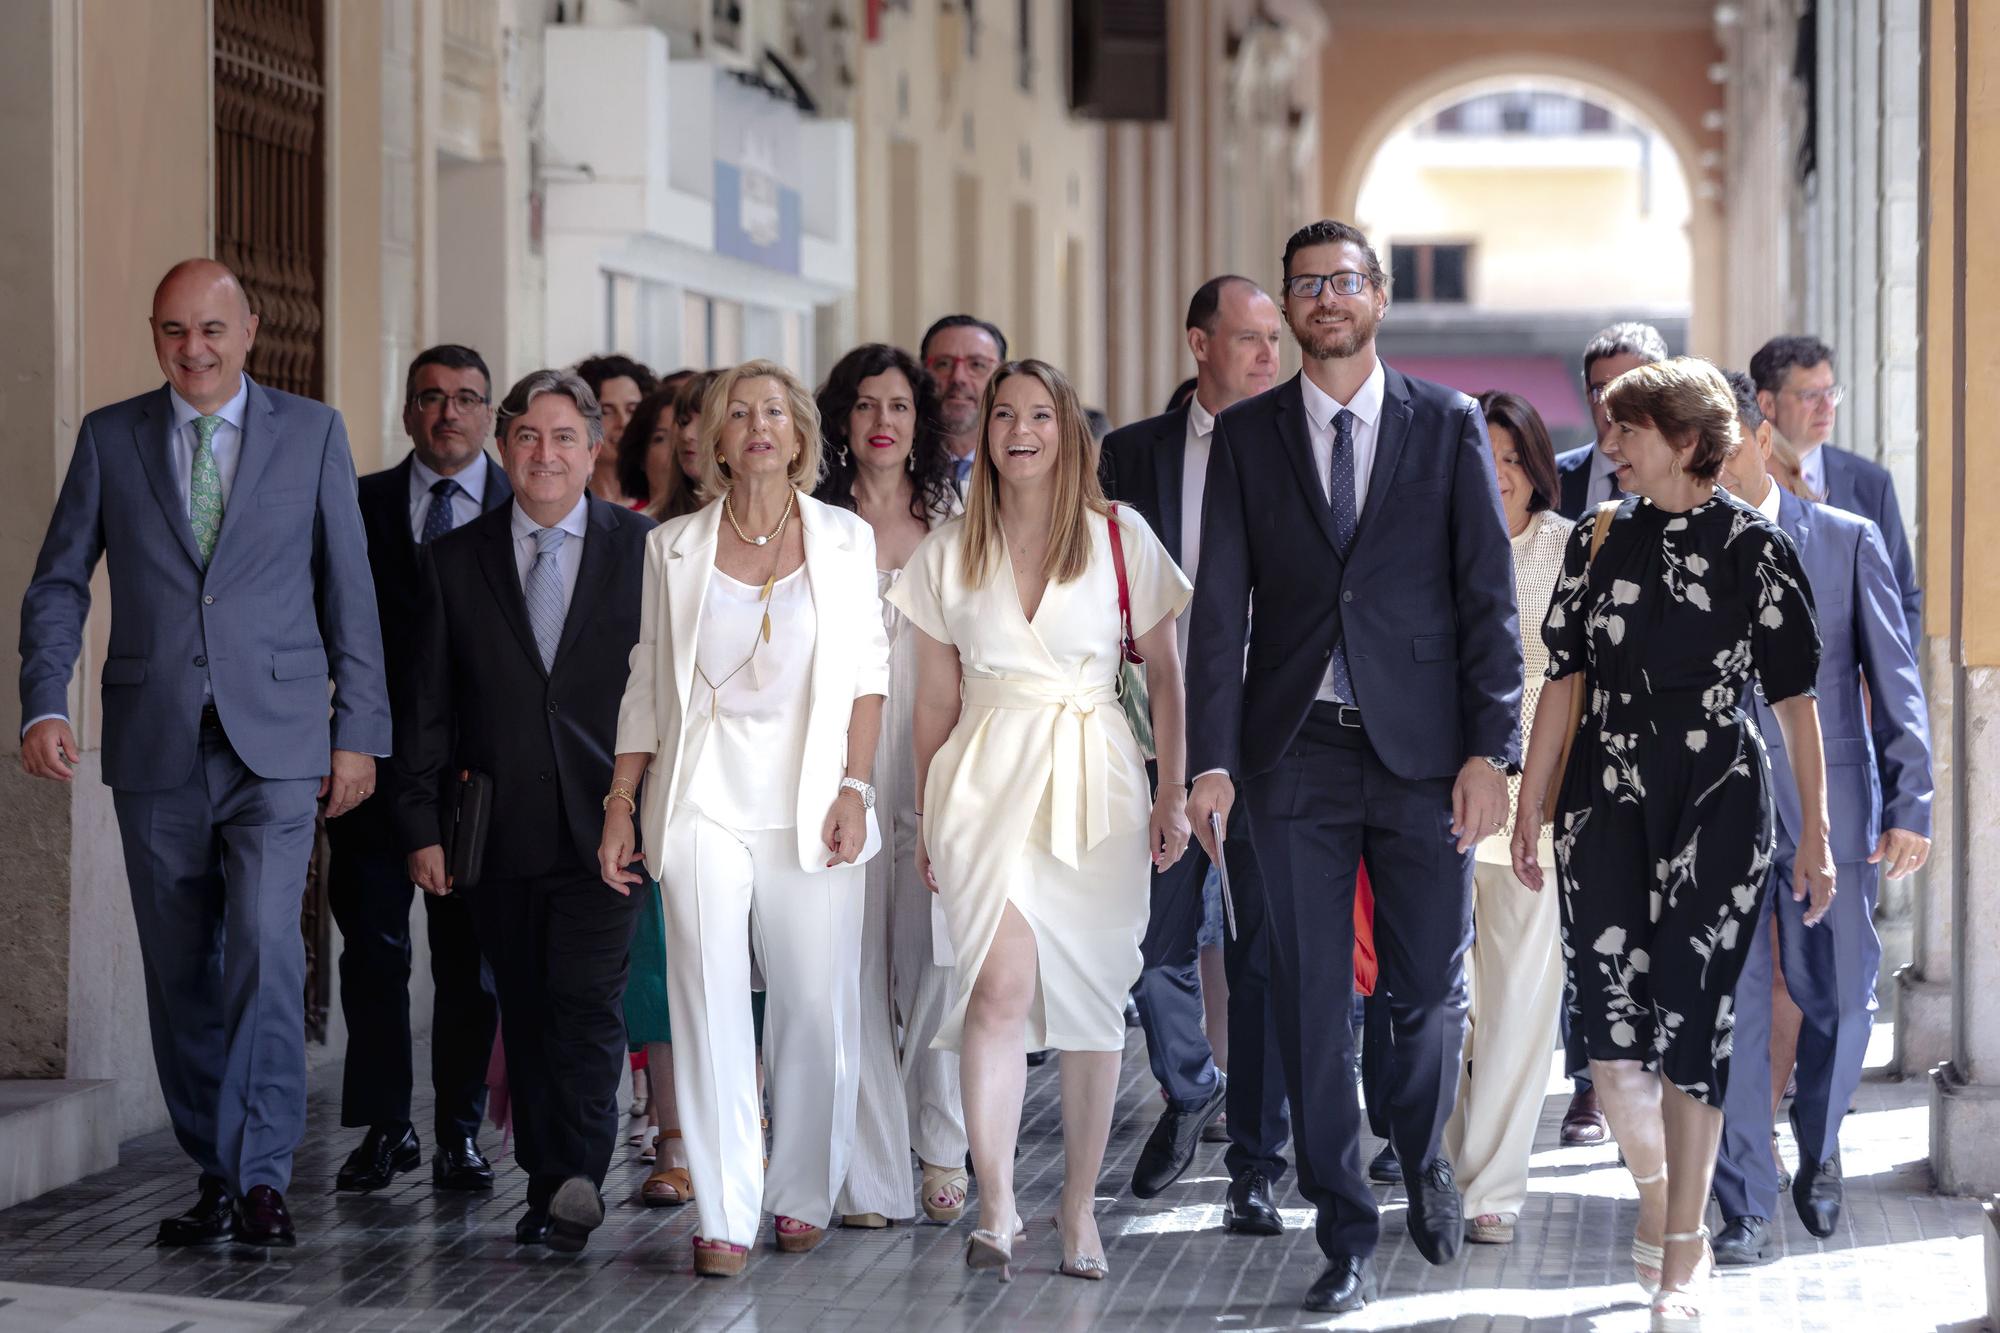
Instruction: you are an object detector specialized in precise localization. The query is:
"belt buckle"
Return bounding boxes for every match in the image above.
[1336,705,1362,729]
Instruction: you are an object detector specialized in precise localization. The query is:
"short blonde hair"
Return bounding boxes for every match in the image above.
[1603,356,1742,482]
[696,359,824,495]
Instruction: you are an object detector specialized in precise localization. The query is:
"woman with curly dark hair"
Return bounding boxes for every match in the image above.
[815,344,967,1232]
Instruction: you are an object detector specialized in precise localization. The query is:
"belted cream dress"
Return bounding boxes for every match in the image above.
[886,507,1191,1053]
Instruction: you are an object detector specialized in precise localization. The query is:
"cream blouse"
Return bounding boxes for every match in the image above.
[1480,507,1575,866]
[681,564,816,831]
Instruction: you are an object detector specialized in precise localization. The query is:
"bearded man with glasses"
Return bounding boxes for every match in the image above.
[327,343,513,1197]
[919,313,1007,493]
[1751,334,1922,633]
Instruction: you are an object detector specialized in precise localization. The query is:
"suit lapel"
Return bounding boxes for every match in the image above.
[134,387,204,568]
[800,496,843,721]
[474,504,547,676]
[1152,407,1188,565]
[1777,486,1813,555]
[1276,375,1343,554]
[1354,366,1412,543]
[211,379,278,566]
[552,498,615,671]
[482,454,514,511]
[666,502,722,712]
[376,456,419,575]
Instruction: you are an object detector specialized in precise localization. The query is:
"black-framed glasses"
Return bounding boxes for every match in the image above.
[410,389,490,412]
[1285,271,1369,300]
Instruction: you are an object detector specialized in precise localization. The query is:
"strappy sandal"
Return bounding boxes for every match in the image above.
[1630,1165,1668,1296]
[692,1235,747,1276]
[1051,1214,1108,1281]
[1650,1227,1713,1331]
[964,1218,1027,1282]
[1466,1212,1517,1245]
[920,1159,969,1223]
[774,1215,826,1253]
[642,1132,692,1207]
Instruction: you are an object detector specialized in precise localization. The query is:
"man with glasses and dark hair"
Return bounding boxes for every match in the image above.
[1185,219,1521,1313]
[1552,321,1670,518]
[329,344,512,1196]
[1750,334,1921,633]
[919,313,1007,492]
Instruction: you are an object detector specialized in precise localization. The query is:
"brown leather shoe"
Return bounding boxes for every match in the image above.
[235,1185,296,1247]
[1561,1086,1609,1146]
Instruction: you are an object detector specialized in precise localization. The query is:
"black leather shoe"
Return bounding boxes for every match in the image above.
[546,1176,605,1254]
[1713,1215,1776,1266]
[1026,1049,1051,1067]
[1130,1073,1228,1198]
[235,1185,296,1247]
[336,1123,421,1192]
[1223,1169,1283,1236]
[1404,1158,1464,1265]
[1302,1254,1377,1313]
[514,1206,552,1245]
[432,1135,495,1191]
[1793,1148,1843,1237]
[1367,1144,1402,1184]
[157,1176,235,1247]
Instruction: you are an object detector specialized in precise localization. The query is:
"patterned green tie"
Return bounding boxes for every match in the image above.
[190,414,224,564]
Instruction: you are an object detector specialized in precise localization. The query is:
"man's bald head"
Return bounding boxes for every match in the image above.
[151,258,258,412]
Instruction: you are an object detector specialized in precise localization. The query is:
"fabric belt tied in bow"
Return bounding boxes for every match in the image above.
[959,675,1120,869]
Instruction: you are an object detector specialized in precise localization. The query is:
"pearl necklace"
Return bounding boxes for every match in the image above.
[725,487,796,547]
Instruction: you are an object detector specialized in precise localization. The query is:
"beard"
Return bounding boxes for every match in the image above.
[1290,303,1380,362]
[938,396,979,435]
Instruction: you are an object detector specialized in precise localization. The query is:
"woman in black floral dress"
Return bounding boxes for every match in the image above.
[1511,358,1833,1333]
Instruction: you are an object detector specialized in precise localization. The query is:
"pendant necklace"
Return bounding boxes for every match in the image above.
[725,487,796,547]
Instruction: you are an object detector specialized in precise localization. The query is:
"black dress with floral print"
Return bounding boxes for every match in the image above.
[1542,493,1820,1105]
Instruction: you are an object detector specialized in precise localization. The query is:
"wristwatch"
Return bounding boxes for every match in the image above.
[840,776,877,810]
[1481,755,1508,774]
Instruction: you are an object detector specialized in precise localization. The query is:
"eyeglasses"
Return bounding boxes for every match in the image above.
[1285,271,1370,300]
[410,389,490,413]
[925,354,997,380]
[1783,384,1846,408]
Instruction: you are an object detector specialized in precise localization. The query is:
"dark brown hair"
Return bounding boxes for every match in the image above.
[1603,356,1741,482]
[1474,391,1561,515]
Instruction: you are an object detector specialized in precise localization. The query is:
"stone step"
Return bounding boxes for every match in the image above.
[0,1080,118,1212]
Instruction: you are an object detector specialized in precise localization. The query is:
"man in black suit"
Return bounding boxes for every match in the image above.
[1750,334,1922,633]
[1186,220,1522,1313]
[393,369,653,1253]
[330,346,508,1196]
[1552,321,1668,520]
[1101,276,1290,1234]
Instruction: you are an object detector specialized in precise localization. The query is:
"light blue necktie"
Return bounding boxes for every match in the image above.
[524,526,568,671]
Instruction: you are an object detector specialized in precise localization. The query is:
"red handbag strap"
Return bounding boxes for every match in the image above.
[1107,504,1144,665]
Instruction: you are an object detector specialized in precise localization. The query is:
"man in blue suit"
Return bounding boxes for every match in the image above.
[18,259,390,1248]
[1551,321,1669,521]
[1711,371,1932,1263]
[1750,335,1922,633]
[1186,220,1521,1313]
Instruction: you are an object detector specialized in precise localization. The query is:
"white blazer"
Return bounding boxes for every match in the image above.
[616,492,892,877]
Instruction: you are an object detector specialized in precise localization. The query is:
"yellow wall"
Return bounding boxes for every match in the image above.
[1948,1,2000,665]
[327,0,390,470]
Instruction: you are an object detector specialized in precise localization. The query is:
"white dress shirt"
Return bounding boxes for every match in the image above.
[510,494,590,614]
[1299,359,1386,702]
[168,378,250,512]
[1179,395,1217,587]
[1798,443,1828,501]
[408,453,489,541]
[1752,473,1783,522]
[1586,444,1624,506]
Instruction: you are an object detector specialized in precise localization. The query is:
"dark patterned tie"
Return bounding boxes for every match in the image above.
[421,478,464,545]
[1328,409,1357,703]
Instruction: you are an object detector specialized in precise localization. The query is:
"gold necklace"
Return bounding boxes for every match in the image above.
[725,487,796,547]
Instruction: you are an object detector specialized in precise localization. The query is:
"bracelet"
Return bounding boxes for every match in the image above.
[602,784,637,813]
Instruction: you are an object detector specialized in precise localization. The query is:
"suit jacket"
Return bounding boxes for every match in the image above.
[330,453,513,854]
[392,495,654,877]
[1186,367,1523,783]
[614,494,891,878]
[19,379,389,790]
[1749,488,1932,861]
[1099,405,1195,563]
[1553,443,1599,521]
[1819,443,1922,637]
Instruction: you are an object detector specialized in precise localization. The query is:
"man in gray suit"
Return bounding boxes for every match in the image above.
[17,259,390,1248]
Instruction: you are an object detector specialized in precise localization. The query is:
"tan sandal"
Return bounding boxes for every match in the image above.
[642,1130,691,1206]
[774,1215,826,1253]
[842,1212,890,1228]
[692,1235,747,1276]
[919,1159,968,1223]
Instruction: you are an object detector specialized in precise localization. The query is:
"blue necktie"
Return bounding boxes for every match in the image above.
[1328,409,1357,704]
[524,527,568,671]
[421,478,463,545]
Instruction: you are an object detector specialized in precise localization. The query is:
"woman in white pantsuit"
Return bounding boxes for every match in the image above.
[1443,392,1576,1244]
[600,360,891,1276]
[889,359,1192,1282]
[813,345,971,1229]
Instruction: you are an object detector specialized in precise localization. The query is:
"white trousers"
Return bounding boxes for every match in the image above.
[837,805,965,1217]
[1444,857,1566,1219]
[661,805,865,1245]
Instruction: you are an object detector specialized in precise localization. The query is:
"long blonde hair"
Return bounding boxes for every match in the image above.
[959,359,1109,588]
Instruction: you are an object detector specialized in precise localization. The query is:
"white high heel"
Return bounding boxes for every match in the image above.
[1650,1227,1714,1331]
[1629,1164,1668,1296]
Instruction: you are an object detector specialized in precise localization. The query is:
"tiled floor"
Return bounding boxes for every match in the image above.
[0,1027,1984,1331]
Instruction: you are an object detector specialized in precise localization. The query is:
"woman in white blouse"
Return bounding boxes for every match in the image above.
[1442,391,1576,1246]
[600,359,891,1276]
